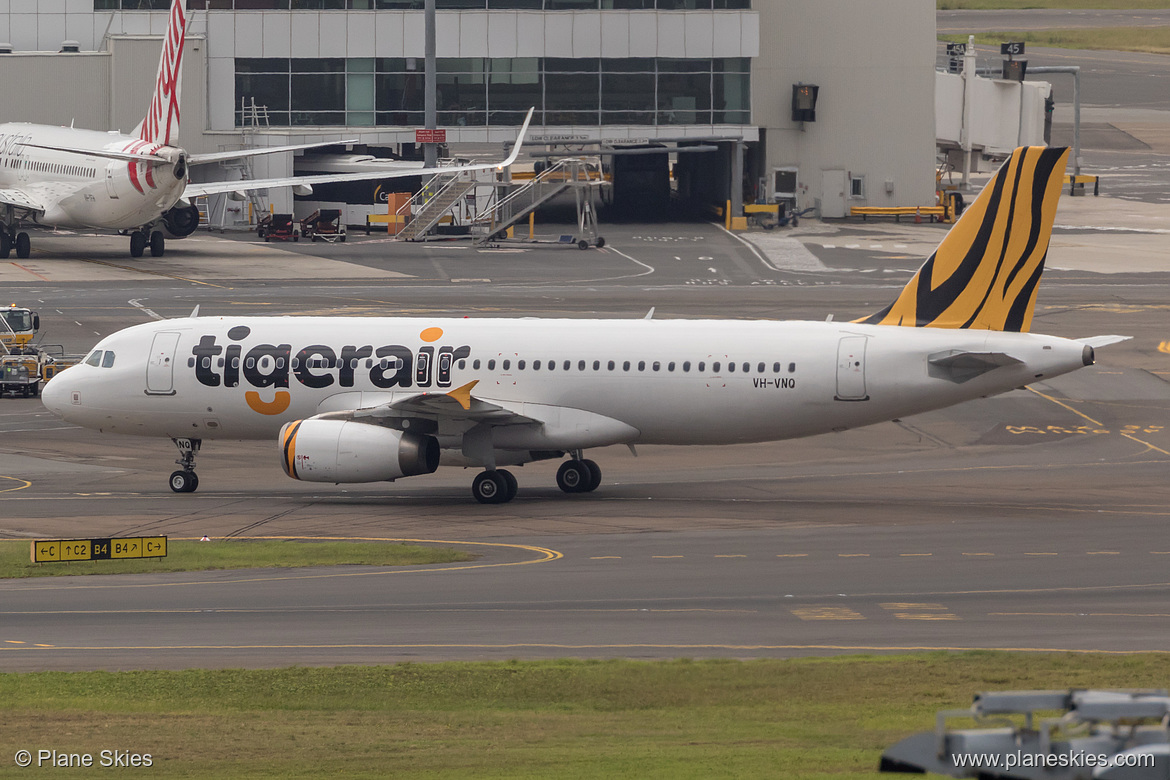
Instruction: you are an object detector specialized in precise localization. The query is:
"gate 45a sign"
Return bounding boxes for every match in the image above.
[31,536,167,563]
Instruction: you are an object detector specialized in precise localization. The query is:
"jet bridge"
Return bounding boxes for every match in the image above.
[880,689,1170,779]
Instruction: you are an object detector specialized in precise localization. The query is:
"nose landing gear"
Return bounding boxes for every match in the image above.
[169,437,201,493]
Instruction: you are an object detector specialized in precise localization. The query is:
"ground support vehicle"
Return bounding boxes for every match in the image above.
[0,306,77,398]
[300,210,346,243]
[257,214,299,242]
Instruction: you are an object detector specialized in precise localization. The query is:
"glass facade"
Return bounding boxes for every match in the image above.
[237,56,750,127]
[98,1,750,10]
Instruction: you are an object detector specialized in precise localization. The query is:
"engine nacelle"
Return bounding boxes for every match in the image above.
[161,203,200,238]
[279,419,439,483]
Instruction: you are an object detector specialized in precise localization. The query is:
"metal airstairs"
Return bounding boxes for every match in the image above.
[395,157,607,246]
[473,157,605,246]
[394,171,479,241]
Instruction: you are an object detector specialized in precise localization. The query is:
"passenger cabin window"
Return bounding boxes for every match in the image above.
[473,359,481,369]
[563,360,570,370]
[712,362,720,372]
[789,362,796,372]
[534,360,541,370]
[698,361,705,371]
[578,360,585,371]
[683,361,691,372]
[518,360,526,370]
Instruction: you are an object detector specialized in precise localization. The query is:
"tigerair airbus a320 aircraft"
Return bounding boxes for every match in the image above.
[42,146,1126,503]
[0,0,529,260]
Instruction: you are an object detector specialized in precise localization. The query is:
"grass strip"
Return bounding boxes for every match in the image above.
[1,653,1167,778]
[940,27,1170,55]
[0,539,473,578]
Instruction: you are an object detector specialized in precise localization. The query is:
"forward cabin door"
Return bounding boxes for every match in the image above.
[835,336,868,401]
[146,331,181,395]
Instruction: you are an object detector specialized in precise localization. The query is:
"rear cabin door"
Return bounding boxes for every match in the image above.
[835,336,868,401]
[105,165,119,199]
[146,331,181,395]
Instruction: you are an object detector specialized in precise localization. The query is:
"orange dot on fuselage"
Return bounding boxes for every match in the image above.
[420,327,443,342]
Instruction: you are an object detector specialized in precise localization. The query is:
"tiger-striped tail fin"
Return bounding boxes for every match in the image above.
[136,0,187,146]
[858,146,1069,332]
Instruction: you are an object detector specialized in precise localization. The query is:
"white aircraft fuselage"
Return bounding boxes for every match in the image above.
[47,316,1091,451]
[0,123,187,231]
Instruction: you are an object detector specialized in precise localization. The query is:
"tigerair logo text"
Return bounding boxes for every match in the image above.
[189,325,470,415]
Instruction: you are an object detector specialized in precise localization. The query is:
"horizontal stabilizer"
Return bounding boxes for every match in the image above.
[1076,335,1131,348]
[18,141,168,164]
[928,350,1022,384]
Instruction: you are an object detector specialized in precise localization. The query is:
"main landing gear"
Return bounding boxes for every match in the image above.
[169,437,201,493]
[0,228,32,259]
[130,229,165,258]
[470,456,602,504]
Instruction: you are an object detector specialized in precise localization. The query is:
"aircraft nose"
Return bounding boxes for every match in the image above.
[40,373,71,418]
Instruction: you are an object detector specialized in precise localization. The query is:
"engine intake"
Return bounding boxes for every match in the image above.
[280,419,439,483]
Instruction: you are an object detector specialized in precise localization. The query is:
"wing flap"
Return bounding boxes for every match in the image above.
[0,187,46,213]
[318,382,541,426]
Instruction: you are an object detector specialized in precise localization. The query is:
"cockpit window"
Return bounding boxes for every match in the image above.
[84,350,102,367]
[101,351,116,368]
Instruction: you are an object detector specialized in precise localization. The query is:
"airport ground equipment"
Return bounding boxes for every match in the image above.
[394,169,479,241]
[0,305,75,398]
[300,209,346,242]
[257,213,299,242]
[881,689,1170,779]
[475,157,608,248]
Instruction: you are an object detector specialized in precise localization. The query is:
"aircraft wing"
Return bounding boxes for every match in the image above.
[0,187,46,214]
[17,141,169,164]
[183,107,533,199]
[325,381,541,427]
[187,140,360,166]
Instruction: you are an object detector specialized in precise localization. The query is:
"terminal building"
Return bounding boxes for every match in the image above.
[0,0,937,225]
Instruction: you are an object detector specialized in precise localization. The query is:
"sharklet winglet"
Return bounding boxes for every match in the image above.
[447,380,478,411]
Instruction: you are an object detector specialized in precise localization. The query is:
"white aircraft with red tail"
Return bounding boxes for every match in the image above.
[0,0,528,260]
